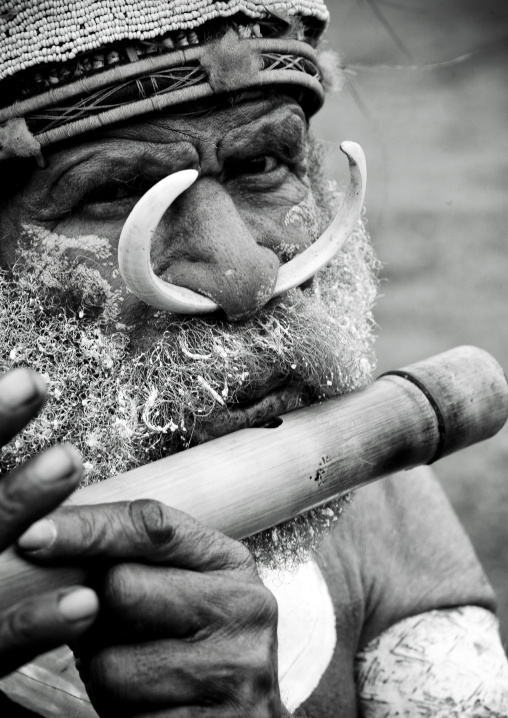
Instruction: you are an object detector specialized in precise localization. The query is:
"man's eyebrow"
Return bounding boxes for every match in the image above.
[84,121,198,146]
[219,108,307,161]
[53,137,193,177]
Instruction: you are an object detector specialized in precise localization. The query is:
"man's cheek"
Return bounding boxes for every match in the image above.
[0,205,29,266]
[239,198,319,264]
[0,201,122,282]
[12,223,128,320]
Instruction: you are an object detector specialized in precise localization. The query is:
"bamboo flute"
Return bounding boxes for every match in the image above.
[0,345,506,613]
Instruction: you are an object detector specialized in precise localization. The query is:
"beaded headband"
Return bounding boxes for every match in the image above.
[0,0,330,163]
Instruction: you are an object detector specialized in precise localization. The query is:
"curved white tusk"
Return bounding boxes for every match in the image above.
[272,140,367,296]
[118,169,219,314]
[118,141,366,314]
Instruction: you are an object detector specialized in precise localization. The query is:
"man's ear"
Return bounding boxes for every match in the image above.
[0,157,34,207]
[0,118,41,162]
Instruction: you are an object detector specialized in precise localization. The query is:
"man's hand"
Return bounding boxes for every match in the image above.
[0,368,99,677]
[17,499,283,717]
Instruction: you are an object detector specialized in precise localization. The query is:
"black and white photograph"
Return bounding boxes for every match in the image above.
[0,1,507,715]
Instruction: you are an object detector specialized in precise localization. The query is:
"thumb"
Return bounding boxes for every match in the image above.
[0,587,98,677]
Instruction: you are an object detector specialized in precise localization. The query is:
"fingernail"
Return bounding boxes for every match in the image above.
[34,445,81,483]
[58,588,99,622]
[0,369,45,409]
[17,519,57,551]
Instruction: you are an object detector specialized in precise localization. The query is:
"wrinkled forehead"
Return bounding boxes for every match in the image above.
[18,94,309,188]
[81,91,306,143]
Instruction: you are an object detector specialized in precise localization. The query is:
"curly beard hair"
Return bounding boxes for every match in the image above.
[0,139,380,569]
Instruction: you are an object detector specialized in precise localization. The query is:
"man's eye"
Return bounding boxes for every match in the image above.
[79,175,152,207]
[224,155,280,180]
[68,175,155,220]
[243,156,279,174]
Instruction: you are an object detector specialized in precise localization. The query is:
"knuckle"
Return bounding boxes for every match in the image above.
[235,583,278,628]
[89,647,123,695]
[87,645,158,709]
[69,509,105,555]
[0,472,28,524]
[253,585,278,626]
[80,515,99,547]
[231,541,257,574]
[218,639,278,711]
[212,539,258,576]
[104,563,135,608]
[245,640,275,679]
[241,641,278,703]
[3,601,39,647]
[128,499,172,548]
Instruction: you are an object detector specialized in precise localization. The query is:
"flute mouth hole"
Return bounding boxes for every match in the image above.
[260,417,283,429]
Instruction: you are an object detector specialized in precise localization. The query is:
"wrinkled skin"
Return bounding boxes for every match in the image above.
[21,499,284,718]
[0,96,329,716]
[1,372,285,716]
[2,96,315,323]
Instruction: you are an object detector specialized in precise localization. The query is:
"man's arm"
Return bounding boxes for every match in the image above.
[301,467,507,716]
[353,468,498,645]
[355,604,508,717]
[319,468,508,716]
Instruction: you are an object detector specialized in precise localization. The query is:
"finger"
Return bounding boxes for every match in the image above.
[0,368,47,446]
[0,444,82,549]
[17,500,257,577]
[81,638,275,712]
[132,706,290,718]
[94,563,276,640]
[134,712,212,718]
[0,587,99,677]
[133,708,241,718]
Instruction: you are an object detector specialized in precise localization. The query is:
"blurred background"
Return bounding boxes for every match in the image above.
[314,0,508,643]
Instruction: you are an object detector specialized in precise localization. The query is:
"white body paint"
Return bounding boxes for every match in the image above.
[263,560,337,712]
[355,605,508,717]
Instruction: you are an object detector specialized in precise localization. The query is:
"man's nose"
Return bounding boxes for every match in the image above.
[155,178,280,321]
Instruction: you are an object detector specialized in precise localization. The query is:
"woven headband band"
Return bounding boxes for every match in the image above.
[0,2,330,163]
[0,36,324,161]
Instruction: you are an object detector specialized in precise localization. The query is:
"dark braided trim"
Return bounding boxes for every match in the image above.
[33,66,323,149]
[26,53,321,136]
[0,40,323,132]
[26,64,209,134]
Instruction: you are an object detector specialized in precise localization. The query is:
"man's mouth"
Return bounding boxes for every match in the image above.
[195,384,305,441]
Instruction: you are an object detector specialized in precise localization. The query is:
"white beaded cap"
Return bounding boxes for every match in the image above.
[0,0,330,82]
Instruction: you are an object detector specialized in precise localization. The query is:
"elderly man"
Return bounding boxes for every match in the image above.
[0,1,507,716]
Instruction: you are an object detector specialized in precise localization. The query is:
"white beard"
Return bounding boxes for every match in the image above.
[1,172,379,568]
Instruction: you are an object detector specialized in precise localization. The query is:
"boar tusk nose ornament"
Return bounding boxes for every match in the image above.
[118,169,216,313]
[273,141,366,295]
[118,141,366,314]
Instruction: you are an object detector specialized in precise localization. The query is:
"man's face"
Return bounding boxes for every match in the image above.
[0,95,378,565]
[3,97,315,317]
